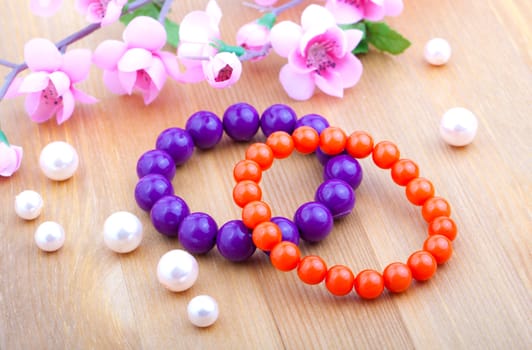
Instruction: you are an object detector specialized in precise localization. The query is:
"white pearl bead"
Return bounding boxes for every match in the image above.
[440,107,479,146]
[39,141,79,181]
[187,295,219,328]
[35,221,65,252]
[103,211,143,253]
[157,249,199,292]
[424,38,451,66]
[15,190,43,220]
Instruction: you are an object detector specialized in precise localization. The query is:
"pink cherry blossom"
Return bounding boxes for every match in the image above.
[236,21,271,61]
[5,38,96,124]
[76,0,127,26]
[93,16,181,104]
[203,52,242,88]
[0,138,23,177]
[177,0,222,83]
[30,0,63,17]
[270,5,363,100]
[325,0,404,24]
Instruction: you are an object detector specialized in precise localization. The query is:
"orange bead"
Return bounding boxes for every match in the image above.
[252,221,282,251]
[319,127,347,155]
[372,141,400,169]
[270,241,301,271]
[292,126,320,154]
[405,177,434,205]
[297,255,328,285]
[354,269,384,300]
[421,197,451,222]
[245,143,274,170]
[233,159,262,183]
[233,180,262,208]
[242,201,271,229]
[345,130,374,159]
[428,216,457,241]
[383,262,412,293]
[407,251,437,281]
[325,265,355,296]
[266,131,294,159]
[423,234,453,264]
[391,159,419,186]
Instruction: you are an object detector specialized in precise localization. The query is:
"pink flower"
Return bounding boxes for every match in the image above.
[203,52,242,88]
[0,132,23,177]
[177,0,222,83]
[30,0,63,17]
[93,16,181,104]
[254,0,278,6]
[270,5,363,100]
[325,0,404,24]
[236,21,271,61]
[76,0,127,26]
[6,38,96,124]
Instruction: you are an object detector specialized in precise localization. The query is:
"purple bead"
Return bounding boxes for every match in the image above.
[294,202,333,243]
[156,128,194,166]
[315,179,355,219]
[271,217,300,246]
[185,111,223,149]
[178,212,218,254]
[216,220,256,262]
[295,113,330,134]
[136,149,176,180]
[150,195,190,237]
[260,104,297,137]
[324,155,363,190]
[316,148,335,166]
[135,174,174,211]
[222,102,260,141]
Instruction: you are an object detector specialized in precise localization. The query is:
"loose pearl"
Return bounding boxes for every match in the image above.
[157,249,198,292]
[35,221,65,252]
[39,141,79,181]
[15,190,43,220]
[440,107,479,146]
[103,211,143,253]
[187,295,219,327]
[424,38,451,66]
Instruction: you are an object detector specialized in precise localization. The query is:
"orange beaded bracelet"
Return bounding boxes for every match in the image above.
[232,126,456,299]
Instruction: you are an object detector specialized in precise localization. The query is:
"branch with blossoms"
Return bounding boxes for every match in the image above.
[0,0,409,177]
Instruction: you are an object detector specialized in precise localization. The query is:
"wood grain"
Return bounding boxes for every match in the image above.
[0,1,530,349]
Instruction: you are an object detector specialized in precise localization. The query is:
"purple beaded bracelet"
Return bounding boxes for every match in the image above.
[134,103,363,261]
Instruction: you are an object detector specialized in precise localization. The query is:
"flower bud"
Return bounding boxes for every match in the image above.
[203,52,242,88]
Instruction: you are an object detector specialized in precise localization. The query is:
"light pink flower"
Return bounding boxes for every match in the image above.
[0,136,23,177]
[5,38,96,124]
[203,52,242,88]
[325,0,404,24]
[76,0,127,26]
[30,0,63,17]
[236,21,271,61]
[270,5,363,100]
[254,0,278,6]
[177,0,222,83]
[93,16,181,104]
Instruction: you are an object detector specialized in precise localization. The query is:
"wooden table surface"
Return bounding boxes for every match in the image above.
[1,1,530,349]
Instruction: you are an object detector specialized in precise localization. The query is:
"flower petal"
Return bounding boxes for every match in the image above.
[384,0,404,16]
[325,0,363,24]
[179,12,216,43]
[118,48,154,72]
[26,91,59,123]
[278,64,315,100]
[157,51,182,81]
[93,40,127,70]
[145,59,167,91]
[103,70,128,94]
[18,72,50,93]
[335,54,363,88]
[123,16,166,51]
[49,71,71,96]
[62,49,92,83]
[30,0,62,17]
[0,143,22,177]
[55,90,75,124]
[270,21,302,58]
[178,63,206,83]
[24,92,42,116]
[344,29,364,52]
[118,71,137,94]
[71,87,98,104]
[24,38,62,72]
[301,5,336,30]
[142,82,160,105]
[314,71,344,98]
[4,77,24,98]
[364,1,386,21]
[206,0,222,26]
[101,1,124,26]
